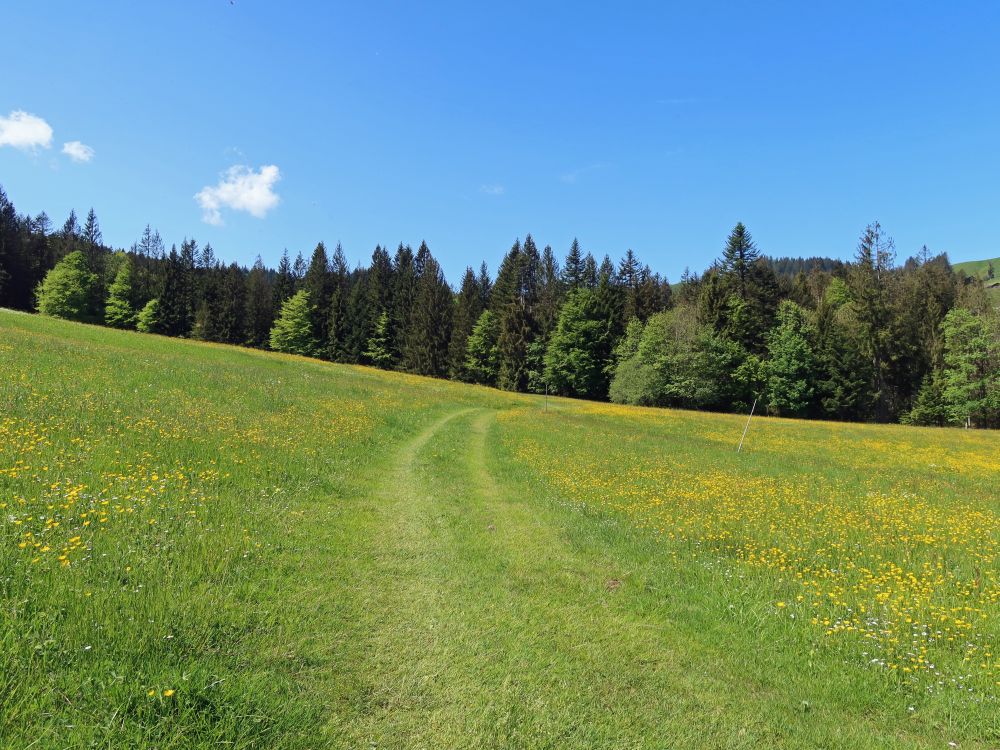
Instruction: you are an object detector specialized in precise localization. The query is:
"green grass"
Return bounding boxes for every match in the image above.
[952,256,1000,281]
[953,256,1000,305]
[2,310,999,748]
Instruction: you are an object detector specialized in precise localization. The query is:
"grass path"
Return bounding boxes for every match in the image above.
[331,408,752,748]
[320,407,976,749]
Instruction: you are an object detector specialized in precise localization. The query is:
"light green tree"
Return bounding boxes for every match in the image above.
[104,252,137,328]
[136,298,161,333]
[269,290,318,356]
[35,250,98,321]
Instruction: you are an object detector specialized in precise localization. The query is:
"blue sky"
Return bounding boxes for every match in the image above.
[2,1,999,283]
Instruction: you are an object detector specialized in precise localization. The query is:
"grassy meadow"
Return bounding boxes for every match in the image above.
[2,309,999,748]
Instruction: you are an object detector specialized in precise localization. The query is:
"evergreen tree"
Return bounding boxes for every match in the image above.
[465,310,501,386]
[581,252,598,289]
[158,241,196,336]
[245,257,274,347]
[327,243,350,360]
[941,307,1000,427]
[848,222,896,420]
[35,250,98,321]
[269,290,318,356]
[901,373,950,426]
[405,253,453,376]
[364,310,394,369]
[303,242,332,351]
[562,238,583,289]
[492,239,537,390]
[391,243,416,362]
[104,252,137,328]
[214,263,248,344]
[273,250,295,307]
[720,222,759,299]
[448,267,484,379]
[136,298,161,333]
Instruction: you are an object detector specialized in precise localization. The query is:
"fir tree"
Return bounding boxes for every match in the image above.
[405,253,453,376]
[303,242,332,351]
[448,267,484,379]
[273,250,295,307]
[269,290,318,356]
[465,310,500,386]
[562,238,583,289]
[364,310,394,369]
[720,222,759,299]
[136,298,161,333]
[245,257,274,347]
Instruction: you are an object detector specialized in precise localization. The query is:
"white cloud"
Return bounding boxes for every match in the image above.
[480,183,505,195]
[0,110,53,150]
[62,140,95,163]
[195,164,281,225]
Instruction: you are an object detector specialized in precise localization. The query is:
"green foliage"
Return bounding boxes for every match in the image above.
[364,310,394,369]
[104,252,137,329]
[543,289,610,399]
[269,290,318,356]
[464,309,500,386]
[136,298,161,333]
[35,250,98,321]
[765,300,817,417]
[940,307,1000,427]
[901,373,950,426]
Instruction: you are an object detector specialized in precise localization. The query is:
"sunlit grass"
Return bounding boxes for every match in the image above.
[2,310,998,748]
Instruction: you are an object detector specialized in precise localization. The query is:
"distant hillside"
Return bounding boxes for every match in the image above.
[953,256,1000,305]
[953,256,1000,281]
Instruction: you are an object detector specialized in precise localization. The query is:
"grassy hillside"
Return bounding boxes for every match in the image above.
[953,256,1000,280]
[2,310,999,748]
[953,256,1000,304]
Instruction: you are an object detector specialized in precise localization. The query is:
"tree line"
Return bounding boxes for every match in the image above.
[1,184,997,427]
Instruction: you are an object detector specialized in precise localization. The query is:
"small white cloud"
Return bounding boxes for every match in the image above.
[62,140,95,163]
[0,110,53,151]
[480,183,505,195]
[195,164,281,225]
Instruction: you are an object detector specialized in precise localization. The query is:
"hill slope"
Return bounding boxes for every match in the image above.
[953,256,1000,305]
[1,311,998,748]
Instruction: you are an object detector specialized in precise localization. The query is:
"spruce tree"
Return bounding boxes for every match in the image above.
[465,310,500,386]
[245,257,274,347]
[448,267,484,379]
[562,238,583,289]
[303,242,332,352]
[136,298,161,333]
[364,310,394,369]
[273,250,295,307]
[269,290,318,356]
[327,243,350,360]
[721,222,760,299]
[406,253,453,376]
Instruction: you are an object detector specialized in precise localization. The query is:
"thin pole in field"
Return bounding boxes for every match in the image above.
[545,382,548,413]
[737,396,758,453]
